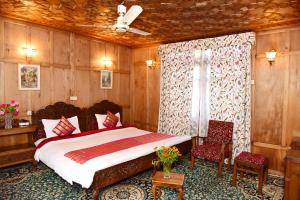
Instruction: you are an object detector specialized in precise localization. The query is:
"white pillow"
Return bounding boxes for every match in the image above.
[95,112,122,129]
[42,116,81,138]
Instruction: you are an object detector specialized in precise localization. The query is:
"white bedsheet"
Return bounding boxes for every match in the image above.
[34,127,191,188]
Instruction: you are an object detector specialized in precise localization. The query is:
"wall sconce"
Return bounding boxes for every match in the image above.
[23,47,37,58]
[265,50,277,65]
[23,47,37,62]
[101,59,112,68]
[146,59,156,69]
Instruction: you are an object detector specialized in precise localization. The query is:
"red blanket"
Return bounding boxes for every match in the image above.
[65,133,174,164]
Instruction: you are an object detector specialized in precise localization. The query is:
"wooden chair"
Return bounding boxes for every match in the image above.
[191,120,234,176]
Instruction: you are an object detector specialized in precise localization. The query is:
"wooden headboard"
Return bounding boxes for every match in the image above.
[32,102,86,132]
[31,100,123,133]
[85,100,123,131]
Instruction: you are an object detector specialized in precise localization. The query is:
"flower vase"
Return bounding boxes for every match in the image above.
[163,162,172,179]
[4,113,13,129]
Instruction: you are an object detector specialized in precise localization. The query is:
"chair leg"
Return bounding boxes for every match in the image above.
[232,160,237,186]
[218,157,224,176]
[191,154,195,169]
[258,168,264,195]
[264,168,268,184]
[227,157,231,171]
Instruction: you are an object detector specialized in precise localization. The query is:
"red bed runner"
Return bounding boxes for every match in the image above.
[65,133,174,164]
[36,126,133,150]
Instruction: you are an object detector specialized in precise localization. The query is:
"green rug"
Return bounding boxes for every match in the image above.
[0,157,284,200]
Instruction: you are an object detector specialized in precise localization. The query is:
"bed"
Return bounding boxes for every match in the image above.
[32,100,192,199]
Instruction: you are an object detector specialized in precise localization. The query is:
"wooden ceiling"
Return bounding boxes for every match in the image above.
[0,0,300,47]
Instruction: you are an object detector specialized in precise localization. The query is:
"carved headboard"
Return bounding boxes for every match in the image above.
[85,100,123,131]
[32,102,86,132]
[31,100,123,136]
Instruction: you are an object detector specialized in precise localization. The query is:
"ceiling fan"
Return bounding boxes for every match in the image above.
[77,2,151,36]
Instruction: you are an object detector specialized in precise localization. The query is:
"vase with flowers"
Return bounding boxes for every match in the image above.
[153,146,182,178]
[0,100,19,129]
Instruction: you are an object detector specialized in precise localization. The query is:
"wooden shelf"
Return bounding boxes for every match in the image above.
[0,126,37,168]
[0,125,37,137]
[0,143,35,156]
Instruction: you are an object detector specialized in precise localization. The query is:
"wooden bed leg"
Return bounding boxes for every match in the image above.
[32,160,38,171]
[92,188,99,200]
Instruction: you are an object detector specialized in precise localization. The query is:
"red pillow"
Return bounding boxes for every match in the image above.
[103,112,119,128]
[52,116,76,137]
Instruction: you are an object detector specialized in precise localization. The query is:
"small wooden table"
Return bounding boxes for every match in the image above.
[0,125,37,168]
[152,171,184,200]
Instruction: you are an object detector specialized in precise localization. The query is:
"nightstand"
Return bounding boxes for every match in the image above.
[152,171,184,200]
[0,125,37,168]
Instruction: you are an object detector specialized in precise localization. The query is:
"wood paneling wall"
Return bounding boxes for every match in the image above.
[132,46,160,132]
[132,26,300,174]
[252,26,300,174]
[0,17,132,124]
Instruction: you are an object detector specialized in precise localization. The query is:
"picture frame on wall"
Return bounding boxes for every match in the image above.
[100,70,113,89]
[18,64,40,90]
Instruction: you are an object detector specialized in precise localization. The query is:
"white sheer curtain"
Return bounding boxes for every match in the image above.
[191,50,211,137]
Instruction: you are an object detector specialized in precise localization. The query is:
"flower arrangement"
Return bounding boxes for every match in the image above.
[0,100,19,116]
[153,146,182,178]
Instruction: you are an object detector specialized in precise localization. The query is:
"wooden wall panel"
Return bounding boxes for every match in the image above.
[3,21,27,60]
[132,46,160,131]
[75,36,90,68]
[30,67,52,112]
[75,70,90,107]
[253,56,286,145]
[30,27,50,65]
[252,26,300,174]
[89,71,106,104]
[53,31,70,66]
[287,55,300,142]
[0,17,132,124]
[290,29,300,51]
[52,68,71,103]
[256,31,289,54]
[90,40,105,69]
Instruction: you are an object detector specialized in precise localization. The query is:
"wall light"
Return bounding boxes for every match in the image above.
[146,59,156,69]
[23,47,37,58]
[101,59,112,68]
[265,50,277,65]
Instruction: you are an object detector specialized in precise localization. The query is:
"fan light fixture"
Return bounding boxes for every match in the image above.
[265,50,277,65]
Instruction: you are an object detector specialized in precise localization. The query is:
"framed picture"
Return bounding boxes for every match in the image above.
[100,70,113,89]
[18,64,40,90]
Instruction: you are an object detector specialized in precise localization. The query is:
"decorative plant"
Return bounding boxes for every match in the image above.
[153,146,182,178]
[0,100,19,116]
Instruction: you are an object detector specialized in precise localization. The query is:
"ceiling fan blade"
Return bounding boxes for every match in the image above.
[123,5,143,26]
[128,27,151,36]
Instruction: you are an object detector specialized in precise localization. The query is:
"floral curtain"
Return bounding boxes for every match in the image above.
[158,32,255,158]
[157,51,195,136]
[209,45,252,158]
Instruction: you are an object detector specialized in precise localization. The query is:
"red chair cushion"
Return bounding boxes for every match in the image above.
[103,111,119,128]
[235,151,268,166]
[206,120,233,145]
[52,116,76,137]
[192,144,223,161]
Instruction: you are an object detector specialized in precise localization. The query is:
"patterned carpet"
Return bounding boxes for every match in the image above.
[0,157,284,200]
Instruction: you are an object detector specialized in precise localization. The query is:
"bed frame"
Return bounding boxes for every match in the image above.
[32,100,192,199]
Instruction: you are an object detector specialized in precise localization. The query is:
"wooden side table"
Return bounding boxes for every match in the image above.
[152,171,184,200]
[0,125,37,168]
